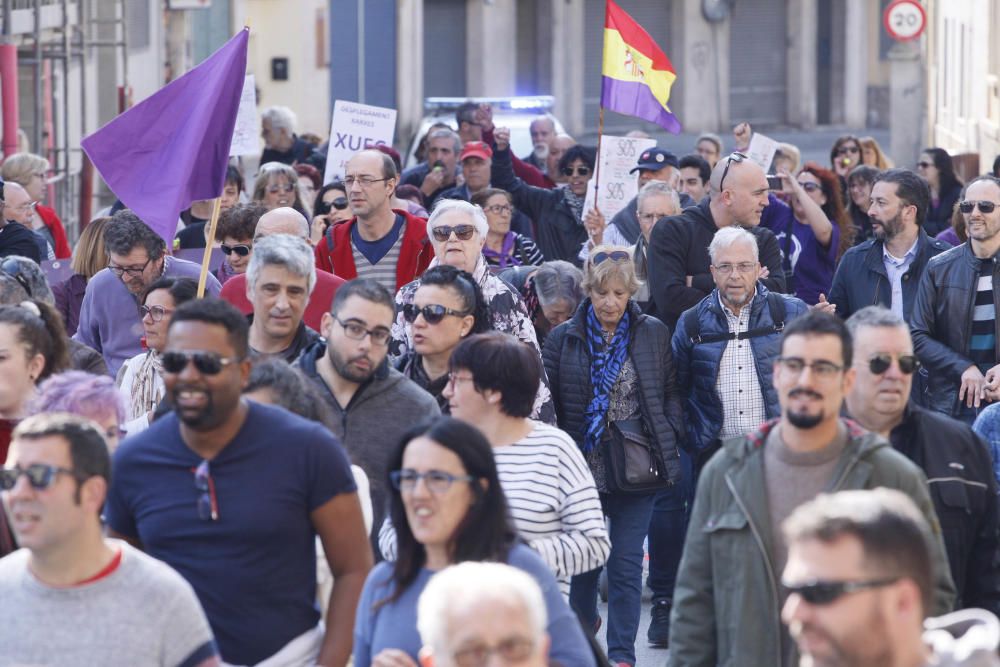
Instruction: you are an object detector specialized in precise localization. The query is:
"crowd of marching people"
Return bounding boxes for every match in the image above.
[0,101,1000,667]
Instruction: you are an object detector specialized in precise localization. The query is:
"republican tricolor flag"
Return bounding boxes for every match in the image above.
[601,0,681,134]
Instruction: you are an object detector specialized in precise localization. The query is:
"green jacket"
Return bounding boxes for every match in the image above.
[668,418,957,667]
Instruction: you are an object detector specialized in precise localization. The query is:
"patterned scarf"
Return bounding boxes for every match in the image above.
[583,303,631,453]
[563,188,585,223]
[522,274,540,319]
[130,350,164,420]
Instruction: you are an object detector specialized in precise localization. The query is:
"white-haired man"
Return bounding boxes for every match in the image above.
[416,562,550,667]
[260,106,313,165]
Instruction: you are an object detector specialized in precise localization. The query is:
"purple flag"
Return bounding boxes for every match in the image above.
[82,29,248,244]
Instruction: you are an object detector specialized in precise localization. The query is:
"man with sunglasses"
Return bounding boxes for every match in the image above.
[845,306,1000,616]
[669,310,955,667]
[0,413,221,666]
[647,151,787,330]
[912,175,1000,422]
[74,209,221,377]
[296,278,440,547]
[106,298,372,667]
[0,178,41,263]
[782,489,1000,667]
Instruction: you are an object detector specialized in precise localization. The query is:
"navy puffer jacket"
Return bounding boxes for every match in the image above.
[542,299,684,485]
[671,284,809,453]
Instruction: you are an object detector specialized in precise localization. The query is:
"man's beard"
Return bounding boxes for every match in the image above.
[533,143,550,161]
[329,346,378,384]
[873,211,903,240]
[786,388,825,429]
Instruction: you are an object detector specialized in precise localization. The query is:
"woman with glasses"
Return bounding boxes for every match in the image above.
[542,245,683,667]
[116,277,198,435]
[252,162,307,217]
[0,301,69,463]
[491,127,596,264]
[829,135,863,179]
[30,370,126,452]
[396,265,491,411]
[0,152,71,259]
[443,333,609,595]
[354,416,596,667]
[470,188,543,271]
[770,163,854,305]
[52,216,111,337]
[917,147,964,236]
[213,203,264,286]
[309,182,353,245]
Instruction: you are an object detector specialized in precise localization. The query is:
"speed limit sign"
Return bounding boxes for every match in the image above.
[883,0,926,41]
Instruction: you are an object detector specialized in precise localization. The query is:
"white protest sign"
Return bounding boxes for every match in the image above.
[324,100,397,184]
[588,134,657,221]
[746,132,779,172]
[229,75,259,157]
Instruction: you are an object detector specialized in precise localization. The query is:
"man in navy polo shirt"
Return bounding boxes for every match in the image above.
[106,298,372,667]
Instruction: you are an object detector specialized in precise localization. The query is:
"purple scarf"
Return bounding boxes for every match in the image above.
[483,232,521,269]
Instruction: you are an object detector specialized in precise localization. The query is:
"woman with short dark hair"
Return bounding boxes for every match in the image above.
[353,417,596,666]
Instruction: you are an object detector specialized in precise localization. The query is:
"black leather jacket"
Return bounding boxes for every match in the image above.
[912,243,1000,417]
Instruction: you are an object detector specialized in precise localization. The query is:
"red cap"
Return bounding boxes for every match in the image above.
[460,141,493,162]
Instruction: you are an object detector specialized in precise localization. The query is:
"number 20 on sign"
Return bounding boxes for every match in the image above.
[883,0,926,42]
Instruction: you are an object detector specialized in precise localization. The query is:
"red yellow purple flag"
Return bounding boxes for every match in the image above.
[601,0,681,134]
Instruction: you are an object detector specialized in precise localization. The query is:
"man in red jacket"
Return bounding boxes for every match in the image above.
[314,149,433,292]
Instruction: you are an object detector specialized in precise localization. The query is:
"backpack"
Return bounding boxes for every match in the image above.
[684,291,787,346]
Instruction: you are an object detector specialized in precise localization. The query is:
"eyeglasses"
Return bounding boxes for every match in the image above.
[959,200,997,214]
[266,184,295,194]
[916,161,932,169]
[108,257,153,278]
[776,356,844,377]
[139,304,174,322]
[161,350,242,375]
[402,303,471,325]
[344,175,390,188]
[10,201,36,214]
[591,250,631,266]
[446,372,475,387]
[836,146,861,156]
[799,182,822,193]
[712,262,758,275]
[220,243,252,257]
[0,258,32,297]
[561,166,591,177]
[389,468,477,494]
[193,460,219,521]
[334,316,391,346]
[0,463,77,491]
[783,578,899,605]
[718,152,747,190]
[485,204,513,216]
[452,637,536,667]
[431,224,477,242]
[866,353,920,375]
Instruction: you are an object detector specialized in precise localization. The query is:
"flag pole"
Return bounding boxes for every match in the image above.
[196,197,223,298]
[594,105,605,202]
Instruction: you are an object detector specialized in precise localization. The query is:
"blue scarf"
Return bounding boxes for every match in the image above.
[583,303,631,453]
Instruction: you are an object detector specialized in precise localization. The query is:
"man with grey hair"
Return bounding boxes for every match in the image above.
[260,106,313,166]
[0,256,107,376]
[315,149,434,293]
[74,209,221,376]
[524,114,557,171]
[401,128,461,203]
[4,182,50,260]
[416,562,550,667]
[607,148,691,247]
[650,226,809,647]
[220,206,346,332]
[245,234,320,363]
[844,306,1000,615]
[0,181,41,263]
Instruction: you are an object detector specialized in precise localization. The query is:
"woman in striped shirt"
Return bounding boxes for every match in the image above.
[443,332,610,594]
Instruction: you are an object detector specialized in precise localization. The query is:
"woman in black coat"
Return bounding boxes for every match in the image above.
[542,245,683,667]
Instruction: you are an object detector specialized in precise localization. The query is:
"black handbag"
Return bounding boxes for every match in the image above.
[604,418,668,494]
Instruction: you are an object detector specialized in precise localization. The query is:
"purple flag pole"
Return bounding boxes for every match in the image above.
[81,29,249,247]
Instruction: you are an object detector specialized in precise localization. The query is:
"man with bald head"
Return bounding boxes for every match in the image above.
[648,152,786,329]
[0,182,42,262]
[314,149,433,293]
[220,206,345,331]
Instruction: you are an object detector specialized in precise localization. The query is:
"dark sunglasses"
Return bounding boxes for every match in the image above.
[0,258,32,297]
[592,250,631,266]
[867,353,920,375]
[315,196,349,216]
[783,578,899,605]
[799,182,822,193]
[220,243,252,257]
[431,224,477,242]
[0,463,77,491]
[402,303,470,325]
[161,350,241,375]
[836,145,861,156]
[959,200,997,214]
[718,152,747,190]
[194,459,219,521]
[561,166,591,177]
